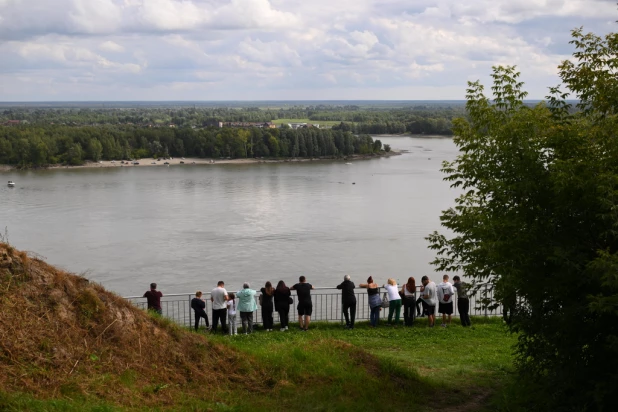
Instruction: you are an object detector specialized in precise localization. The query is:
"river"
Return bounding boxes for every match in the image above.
[0,136,459,297]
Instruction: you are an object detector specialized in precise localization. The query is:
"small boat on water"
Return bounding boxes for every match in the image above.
[7,181,15,187]
[345,162,352,165]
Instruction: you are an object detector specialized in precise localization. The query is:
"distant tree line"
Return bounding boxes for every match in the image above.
[0,105,461,135]
[0,125,383,167]
[332,117,453,135]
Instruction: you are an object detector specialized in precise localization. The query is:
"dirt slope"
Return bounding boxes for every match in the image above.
[0,243,269,407]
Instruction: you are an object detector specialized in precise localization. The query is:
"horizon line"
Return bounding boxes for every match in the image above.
[0,99,562,103]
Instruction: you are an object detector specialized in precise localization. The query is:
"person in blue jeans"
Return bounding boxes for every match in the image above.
[360,276,381,327]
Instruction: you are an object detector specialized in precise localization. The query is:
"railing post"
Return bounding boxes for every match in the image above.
[484,284,488,317]
[340,294,343,325]
[188,294,192,327]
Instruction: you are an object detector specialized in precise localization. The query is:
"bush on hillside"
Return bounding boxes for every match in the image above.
[427,27,618,410]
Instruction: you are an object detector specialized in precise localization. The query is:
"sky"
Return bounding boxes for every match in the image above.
[0,0,615,101]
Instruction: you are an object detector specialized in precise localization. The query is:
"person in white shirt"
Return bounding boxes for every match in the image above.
[384,278,402,326]
[226,292,237,335]
[436,275,455,327]
[421,276,437,327]
[210,281,229,334]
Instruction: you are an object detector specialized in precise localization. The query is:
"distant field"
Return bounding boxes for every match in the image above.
[272,118,344,127]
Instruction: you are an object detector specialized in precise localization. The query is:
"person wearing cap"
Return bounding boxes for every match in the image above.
[143,282,163,315]
[237,282,257,334]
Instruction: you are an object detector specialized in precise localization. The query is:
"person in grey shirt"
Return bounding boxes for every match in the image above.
[421,276,437,327]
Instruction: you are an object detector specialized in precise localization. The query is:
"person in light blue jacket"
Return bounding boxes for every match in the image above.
[237,282,258,334]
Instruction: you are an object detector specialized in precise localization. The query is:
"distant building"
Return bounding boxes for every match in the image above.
[1,120,22,126]
[288,123,307,129]
[222,121,276,129]
[204,120,223,128]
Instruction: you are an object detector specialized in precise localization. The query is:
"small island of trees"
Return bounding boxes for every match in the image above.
[0,125,385,167]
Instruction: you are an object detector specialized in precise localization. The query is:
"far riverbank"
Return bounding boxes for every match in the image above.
[0,150,402,171]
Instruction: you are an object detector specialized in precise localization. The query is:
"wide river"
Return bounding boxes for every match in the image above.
[0,136,459,297]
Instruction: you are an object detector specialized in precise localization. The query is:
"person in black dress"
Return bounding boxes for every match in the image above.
[260,281,275,331]
[274,280,292,331]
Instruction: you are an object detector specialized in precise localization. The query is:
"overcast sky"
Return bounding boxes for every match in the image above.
[0,0,615,101]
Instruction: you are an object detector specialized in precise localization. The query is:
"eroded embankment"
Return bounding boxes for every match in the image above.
[0,243,272,407]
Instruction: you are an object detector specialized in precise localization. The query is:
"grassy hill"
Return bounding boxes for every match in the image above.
[0,243,516,411]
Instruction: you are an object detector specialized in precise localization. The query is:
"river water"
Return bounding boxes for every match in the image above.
[0,136,459,297]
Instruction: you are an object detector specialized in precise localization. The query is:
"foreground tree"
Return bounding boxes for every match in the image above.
[427,28,618,410]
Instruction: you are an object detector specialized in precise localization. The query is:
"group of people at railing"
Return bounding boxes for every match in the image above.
[141,274,472,334]
[359,274,472,329]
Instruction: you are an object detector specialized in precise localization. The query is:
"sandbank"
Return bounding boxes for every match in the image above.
[2,150,401,171]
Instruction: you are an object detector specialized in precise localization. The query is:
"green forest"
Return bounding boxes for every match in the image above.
[0,103,457,167]
[0,104,461,135]
[0,125,384,167]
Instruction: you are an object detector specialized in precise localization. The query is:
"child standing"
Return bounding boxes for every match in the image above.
[227,292,237,335]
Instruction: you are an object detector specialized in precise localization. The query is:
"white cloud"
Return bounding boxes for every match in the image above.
[99,41,125,53]
[0,0,614,100]
[3,39,142,74]
[451,0,616,24]
[238,38,301,67]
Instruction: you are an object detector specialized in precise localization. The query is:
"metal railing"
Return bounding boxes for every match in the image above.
[124,284,501,328]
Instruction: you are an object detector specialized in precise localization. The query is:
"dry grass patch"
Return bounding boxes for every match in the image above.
[0,243,269,408]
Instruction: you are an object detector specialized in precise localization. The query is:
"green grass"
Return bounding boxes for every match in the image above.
[271,118,344,127]
[206,316,516,411]
[0,393,119,412]
[0,317,516,411]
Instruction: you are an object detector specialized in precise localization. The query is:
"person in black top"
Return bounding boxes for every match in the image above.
[274,280,292,331]
[337,275,357,329]
[291,275,314,331]
[190,291,210,331]
[452,276,471,327]
[260,281,275,331]
[143,282,163,315]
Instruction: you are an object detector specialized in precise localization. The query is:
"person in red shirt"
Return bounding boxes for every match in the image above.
[143,283,163,315]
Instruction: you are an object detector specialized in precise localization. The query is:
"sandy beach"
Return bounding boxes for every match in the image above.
[1,151,401,171]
